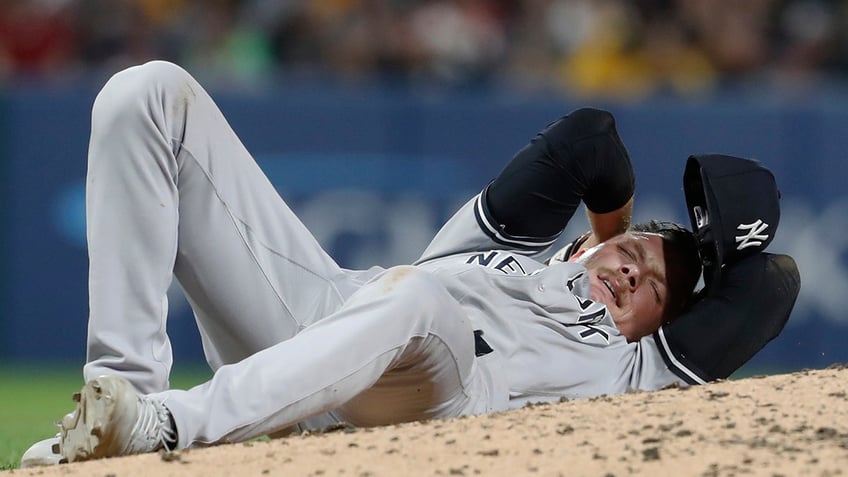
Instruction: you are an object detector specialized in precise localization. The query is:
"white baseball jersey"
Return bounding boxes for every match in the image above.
[416,195,679,408]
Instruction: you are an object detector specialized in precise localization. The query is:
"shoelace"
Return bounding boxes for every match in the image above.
[124,397,177,454]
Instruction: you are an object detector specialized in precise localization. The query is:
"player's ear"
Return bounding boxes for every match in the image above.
[567,249,587,262]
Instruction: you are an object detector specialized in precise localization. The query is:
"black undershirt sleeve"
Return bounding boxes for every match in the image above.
[654,253,800,384]
[484,108,635,239]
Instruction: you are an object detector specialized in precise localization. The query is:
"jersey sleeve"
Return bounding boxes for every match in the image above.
[416,108,635,264]
[485,107,635,238]
[652,253,800,384]
[628,337,690,391]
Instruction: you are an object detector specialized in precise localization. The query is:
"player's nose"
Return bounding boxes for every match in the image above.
[619,264,640,289]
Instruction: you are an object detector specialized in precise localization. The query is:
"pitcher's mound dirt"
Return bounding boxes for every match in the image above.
[8,365,848,477]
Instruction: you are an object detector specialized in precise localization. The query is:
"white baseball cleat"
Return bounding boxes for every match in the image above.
[59,375,176,462]
[20,434,62,468]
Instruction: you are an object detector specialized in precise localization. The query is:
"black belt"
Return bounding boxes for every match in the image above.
[473,330,493,357]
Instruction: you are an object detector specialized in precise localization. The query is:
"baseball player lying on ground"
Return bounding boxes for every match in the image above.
[21,61,800,466]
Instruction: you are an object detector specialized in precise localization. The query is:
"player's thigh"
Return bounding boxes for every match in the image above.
[174,151,364,366]
[333,287,507,425]
[123,61,360,362]
[93,59,352,322]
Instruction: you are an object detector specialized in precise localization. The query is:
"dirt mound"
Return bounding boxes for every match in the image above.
[8,366,848,477]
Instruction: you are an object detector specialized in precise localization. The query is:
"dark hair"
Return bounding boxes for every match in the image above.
[629,220,702,320]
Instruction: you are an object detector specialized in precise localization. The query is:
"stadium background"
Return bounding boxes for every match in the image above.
[1,0,847,377]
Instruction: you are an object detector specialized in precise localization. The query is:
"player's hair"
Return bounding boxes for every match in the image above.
[629,220,702,322]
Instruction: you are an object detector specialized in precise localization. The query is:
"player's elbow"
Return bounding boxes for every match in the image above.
[540,107,621,153]
[566,108,617,134]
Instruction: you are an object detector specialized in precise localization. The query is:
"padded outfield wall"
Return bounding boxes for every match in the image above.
[1,84,846,373]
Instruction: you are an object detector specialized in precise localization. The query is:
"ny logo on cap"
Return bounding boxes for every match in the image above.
[736,219,769,250]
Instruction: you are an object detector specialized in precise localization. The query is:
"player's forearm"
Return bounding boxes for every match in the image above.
[586,195,633,244]
[423,108,637,260]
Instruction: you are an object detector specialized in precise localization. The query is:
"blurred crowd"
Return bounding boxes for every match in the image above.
[2,0,847,99]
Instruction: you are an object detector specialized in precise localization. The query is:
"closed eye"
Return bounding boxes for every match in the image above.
[651,281,662,305]
[617,245,637,261]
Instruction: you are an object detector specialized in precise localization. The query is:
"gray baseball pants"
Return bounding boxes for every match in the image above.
[83,61,505,447]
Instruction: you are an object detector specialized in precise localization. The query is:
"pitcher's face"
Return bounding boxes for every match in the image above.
[574,232,673,341]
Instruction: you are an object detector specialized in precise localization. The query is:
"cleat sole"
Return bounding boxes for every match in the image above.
[59,376,138,462]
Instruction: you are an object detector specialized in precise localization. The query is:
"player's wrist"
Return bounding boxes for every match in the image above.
[586,196,633,243]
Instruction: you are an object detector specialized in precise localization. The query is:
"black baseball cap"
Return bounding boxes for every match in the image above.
[683,154,781,295]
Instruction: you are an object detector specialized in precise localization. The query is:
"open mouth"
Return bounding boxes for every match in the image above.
[602,278,617,302]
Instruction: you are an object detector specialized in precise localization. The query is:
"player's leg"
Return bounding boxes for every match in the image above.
[22,61,365,468]
[59,266,505,459]
[161,266,505,447]
[83,61,360,394]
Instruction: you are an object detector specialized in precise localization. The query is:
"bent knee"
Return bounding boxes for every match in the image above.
[102,61,191,96]
[92,61,194,126]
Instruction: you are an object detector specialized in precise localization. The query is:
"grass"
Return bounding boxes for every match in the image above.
[0,363,210,470]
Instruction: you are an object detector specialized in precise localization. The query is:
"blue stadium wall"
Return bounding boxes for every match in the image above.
[1,83,846,374]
